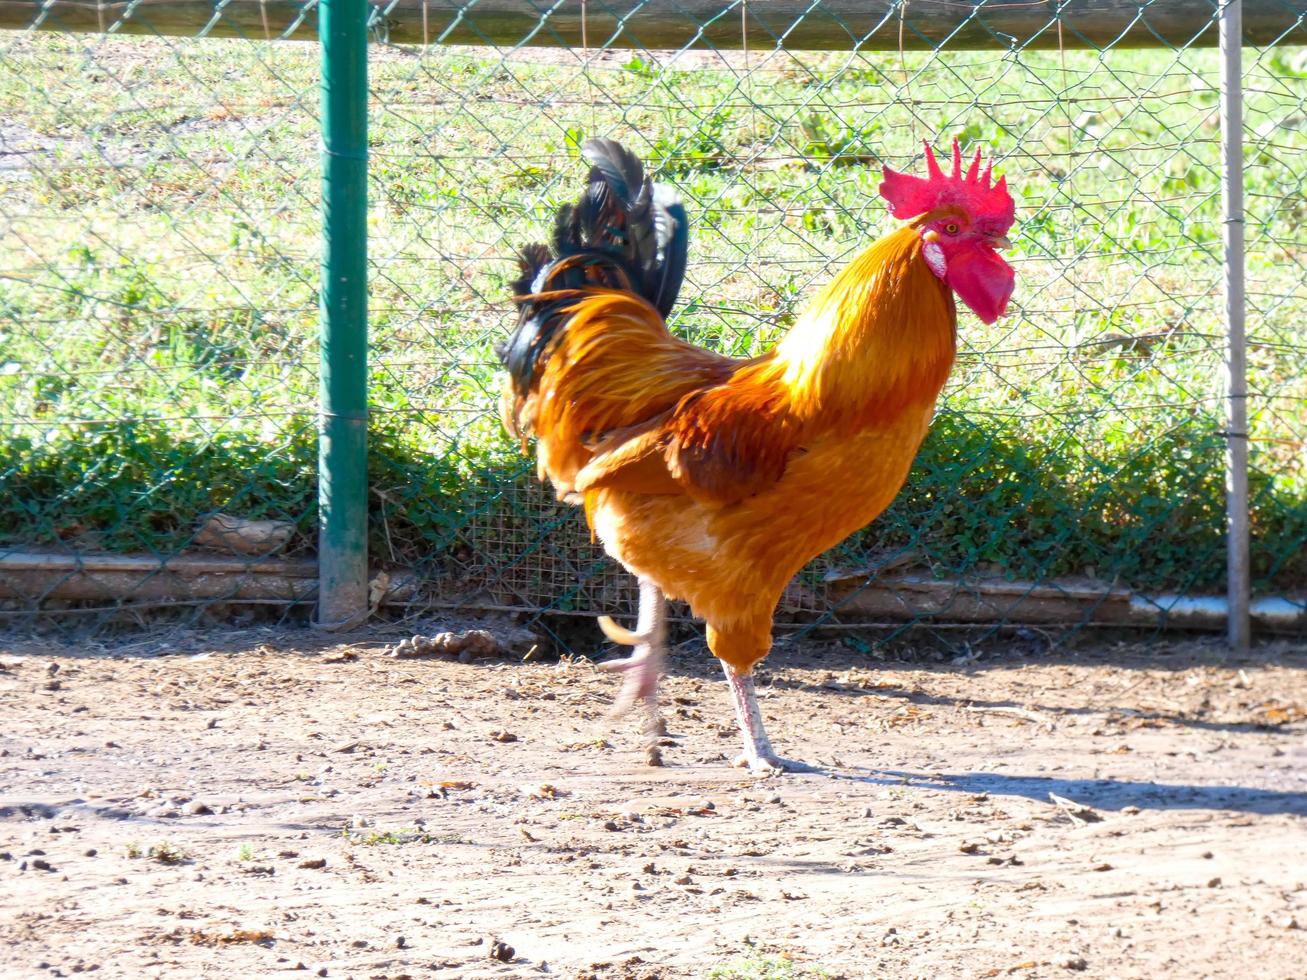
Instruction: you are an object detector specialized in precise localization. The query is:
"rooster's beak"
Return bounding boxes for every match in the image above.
[990,234,1013,250]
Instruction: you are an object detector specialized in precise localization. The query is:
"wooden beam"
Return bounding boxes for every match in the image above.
[4,551,1300,632]
[0,551,319,604]
[822,571,1137,625]
[0,0,1300,49]
[0,551,427,608]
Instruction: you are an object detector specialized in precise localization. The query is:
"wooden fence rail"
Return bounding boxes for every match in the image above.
[0,0,1302,49]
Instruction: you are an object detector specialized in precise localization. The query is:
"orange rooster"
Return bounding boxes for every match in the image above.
[501,138,1016,771]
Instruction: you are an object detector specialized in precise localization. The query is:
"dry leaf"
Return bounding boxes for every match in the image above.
[1253,701,1306,727]
[189,929,274,946]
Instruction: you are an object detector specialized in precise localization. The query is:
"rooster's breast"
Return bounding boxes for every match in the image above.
[587,404,935,625]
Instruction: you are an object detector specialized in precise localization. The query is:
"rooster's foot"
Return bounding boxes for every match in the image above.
[722,662,817,775]
[598,646,664,720]
[597,579,668,765]
[599,648,666,762]
[731,751,818,774]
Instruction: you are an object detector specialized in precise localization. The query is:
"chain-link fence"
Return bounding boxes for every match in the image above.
[1,2,1304,644]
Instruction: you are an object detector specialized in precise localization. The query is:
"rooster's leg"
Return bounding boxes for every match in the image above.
[722,664,815,774]
[597,578,668,765]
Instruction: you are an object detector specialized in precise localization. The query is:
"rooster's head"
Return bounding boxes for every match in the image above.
[879,140,1016,325]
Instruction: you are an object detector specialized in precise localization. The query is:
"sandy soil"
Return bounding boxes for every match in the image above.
[1,625,1305,980]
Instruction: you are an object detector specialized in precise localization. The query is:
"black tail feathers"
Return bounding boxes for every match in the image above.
[499,139,688,394]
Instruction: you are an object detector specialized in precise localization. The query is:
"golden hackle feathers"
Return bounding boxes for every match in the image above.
[775,225,956,428]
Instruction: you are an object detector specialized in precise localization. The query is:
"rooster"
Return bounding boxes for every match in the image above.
[500,138,1016,771]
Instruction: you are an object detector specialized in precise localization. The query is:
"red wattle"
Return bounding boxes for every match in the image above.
[945,246,1014,325]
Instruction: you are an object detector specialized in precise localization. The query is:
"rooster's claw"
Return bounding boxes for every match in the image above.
[732,751,819,774]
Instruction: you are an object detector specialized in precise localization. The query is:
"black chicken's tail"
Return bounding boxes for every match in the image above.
[498,138,689,396]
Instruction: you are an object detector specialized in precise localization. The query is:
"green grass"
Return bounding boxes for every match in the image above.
[706,955,829,980]
[125,841,188,864]
[0,35,1303,609]
[348,827,436,846]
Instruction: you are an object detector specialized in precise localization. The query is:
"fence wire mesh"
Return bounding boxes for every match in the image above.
[1,31,324,622]
[0,2,1304,644]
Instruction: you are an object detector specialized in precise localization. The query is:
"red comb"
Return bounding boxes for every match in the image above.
[879,139,1015,233]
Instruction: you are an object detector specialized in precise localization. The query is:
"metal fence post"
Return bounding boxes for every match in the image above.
[1220,0,1250,651]
[316,0,370,628]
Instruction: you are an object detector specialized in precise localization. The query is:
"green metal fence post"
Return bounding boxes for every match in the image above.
[316,0,369,628]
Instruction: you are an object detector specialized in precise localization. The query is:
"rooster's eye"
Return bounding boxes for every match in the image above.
[944,222,960,235]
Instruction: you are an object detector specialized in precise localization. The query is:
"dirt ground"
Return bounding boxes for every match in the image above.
[1,623,1305,980]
